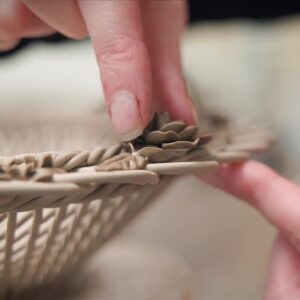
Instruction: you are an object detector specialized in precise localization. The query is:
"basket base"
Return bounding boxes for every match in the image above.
[18,239,193,300]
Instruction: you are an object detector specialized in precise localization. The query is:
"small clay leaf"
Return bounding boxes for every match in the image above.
[96,153,147,171]
[162,149,190,160]
[178,125,198,140]
[95,153,130,169]
[162,139,199,150]
[136,147,164,158]
[145,131,179,145]
[198,134,213,146]
[160,121,186,133]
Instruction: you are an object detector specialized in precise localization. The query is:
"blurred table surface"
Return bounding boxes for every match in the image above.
[2,16,300,300]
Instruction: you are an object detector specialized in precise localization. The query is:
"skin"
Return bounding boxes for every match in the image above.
[200,161,300,300]
[0,1,298,298]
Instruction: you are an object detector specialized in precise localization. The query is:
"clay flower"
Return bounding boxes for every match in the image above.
[131,113,212,163]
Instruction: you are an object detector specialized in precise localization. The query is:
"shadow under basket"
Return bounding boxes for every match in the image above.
[0,109,274,298]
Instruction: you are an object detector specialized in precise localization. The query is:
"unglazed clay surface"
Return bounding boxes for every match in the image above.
[0,108,273,297]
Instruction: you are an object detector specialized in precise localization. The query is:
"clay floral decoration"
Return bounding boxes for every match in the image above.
[128,112,212,163]
[106,111,274,170]
[95,112,212,171]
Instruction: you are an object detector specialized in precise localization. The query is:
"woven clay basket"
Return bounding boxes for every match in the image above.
[0,107,274,298]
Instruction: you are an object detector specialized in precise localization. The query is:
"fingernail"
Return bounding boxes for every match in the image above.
[110,90,144,141]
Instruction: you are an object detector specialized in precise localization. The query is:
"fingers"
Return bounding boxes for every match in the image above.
[264,234,300,300]
[79,0,153,141]
[22,0,87,39]
[0,0,54,50]
[0,39,19,52]
[200,161,300,251]
[2,0,192,139]
[140,0,197,124]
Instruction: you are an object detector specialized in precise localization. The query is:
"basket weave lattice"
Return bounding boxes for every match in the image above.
[0,111,273,297]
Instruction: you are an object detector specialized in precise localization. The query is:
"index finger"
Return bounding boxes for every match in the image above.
[78,0,153,141]
[199,161,300,251]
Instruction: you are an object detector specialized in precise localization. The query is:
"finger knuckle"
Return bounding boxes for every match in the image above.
[96,35,144,66]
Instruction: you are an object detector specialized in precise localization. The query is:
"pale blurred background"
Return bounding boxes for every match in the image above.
[1,10,300,300]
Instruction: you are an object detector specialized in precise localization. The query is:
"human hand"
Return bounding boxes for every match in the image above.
[201,161,300,299]
[0,0,196,140]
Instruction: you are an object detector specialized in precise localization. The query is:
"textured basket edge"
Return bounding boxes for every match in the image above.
[0,112,275,196]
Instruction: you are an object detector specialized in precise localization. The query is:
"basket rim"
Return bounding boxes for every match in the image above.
[0,113,275,196]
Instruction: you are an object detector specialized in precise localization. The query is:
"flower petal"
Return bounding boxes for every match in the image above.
[162,139,199,150]
[136,146,164,157]
[160,121,186,133]
[198,134,213,146]
[178,125,198,140]
[145,131,179,145]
